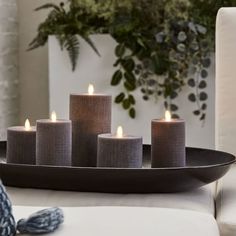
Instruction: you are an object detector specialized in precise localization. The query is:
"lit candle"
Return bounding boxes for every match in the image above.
[70,84,111,167]
[7,119,36,164]
[36,111,72,166]
[151,110,186,167]
[97,126,143,168]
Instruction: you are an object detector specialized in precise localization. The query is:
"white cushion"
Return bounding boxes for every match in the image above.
[6,184,215,215]
[13,206,219,236]
[216,165,236,236]
[215,7,236,155]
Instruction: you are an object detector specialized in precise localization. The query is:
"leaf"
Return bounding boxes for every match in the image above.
[124,72,136,83]
[115,93,125,103]
[200,113,206,121]
[122,59,135,72]
[81,35,100,57]
[193,110,200,116]
[64,35,80,71]
[188,93,196,102]
[201,69,208,78]
[188,79,195,87]
[199,92,208,101]
[111,70,123,86]
[199,80,207,89]
[170,104,178,112]
[122,99,131,110]
[115,44,125,57]
[202,103,207,110]
[202,58,211,68]
[124,81,136,91]
[128,95,136,105]
[35,3,61,12]
[129,108,136,119]
[170,91,178,99]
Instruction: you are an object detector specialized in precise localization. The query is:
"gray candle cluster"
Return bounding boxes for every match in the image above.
[6,87,186,169]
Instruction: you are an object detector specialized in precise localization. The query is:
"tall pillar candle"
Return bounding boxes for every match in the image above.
[70,84,111,167]
[7,119,36,164]
[36,112,72,166]
[97,126,143,168]
[151,111,186,168]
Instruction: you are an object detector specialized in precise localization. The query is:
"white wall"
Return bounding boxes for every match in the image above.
[17,0,58,124]
[0,0,18,140]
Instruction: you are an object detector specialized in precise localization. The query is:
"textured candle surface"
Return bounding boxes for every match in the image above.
[70,94,111,167]
[7,127,36,164]
[97,134,143,168]
[36,120,72,166]
[151,119,186,168]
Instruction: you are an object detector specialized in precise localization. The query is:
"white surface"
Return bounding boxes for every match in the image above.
[49,35,215,148]
[216,7,236,155]
[216,165,236,236]
[13,206,220,236]
[7,184,215,215]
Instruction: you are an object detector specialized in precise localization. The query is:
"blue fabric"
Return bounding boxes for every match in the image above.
[17,207,64,234]
[0,182,64,235]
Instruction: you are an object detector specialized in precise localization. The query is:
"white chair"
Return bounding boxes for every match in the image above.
[216,7,236,236]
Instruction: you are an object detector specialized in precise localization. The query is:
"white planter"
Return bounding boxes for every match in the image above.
[49,35,215,148]
[0,0,18,140]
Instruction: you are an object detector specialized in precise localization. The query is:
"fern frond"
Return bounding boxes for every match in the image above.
[81,35,101,57]
[35,3,61,12]
[64,35,80,71]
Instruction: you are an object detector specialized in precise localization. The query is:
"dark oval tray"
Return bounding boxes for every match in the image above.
[0,142,235,193]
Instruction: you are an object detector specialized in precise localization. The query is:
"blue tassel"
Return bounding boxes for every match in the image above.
[17,207,64,234]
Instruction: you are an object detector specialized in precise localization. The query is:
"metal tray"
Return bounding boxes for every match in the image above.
[0,142,235,193]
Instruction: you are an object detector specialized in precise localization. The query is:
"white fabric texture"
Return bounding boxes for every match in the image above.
[215,7,236,155]
[216,165,236,236]
[6,184,215,215]
[13,206,219,236]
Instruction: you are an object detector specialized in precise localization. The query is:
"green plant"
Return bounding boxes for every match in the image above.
[30,0,235,120]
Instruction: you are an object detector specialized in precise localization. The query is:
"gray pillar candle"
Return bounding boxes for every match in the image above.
[97,126,143,168]
[151,111,186,168]
[70,84,111,167]
[7,119,36,164]
[36,112,72,166]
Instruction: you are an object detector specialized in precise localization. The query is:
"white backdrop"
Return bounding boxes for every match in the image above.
[0,0,18,140]
[49,35,215,148]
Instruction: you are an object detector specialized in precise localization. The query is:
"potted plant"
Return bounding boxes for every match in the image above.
[29,0,234,120]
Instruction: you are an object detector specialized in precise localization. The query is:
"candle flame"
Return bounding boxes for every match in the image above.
[51,111,57,122]
[165,110,171,122]
[25,119,31,131]
[88,84,94,95]
[117,126,123,138]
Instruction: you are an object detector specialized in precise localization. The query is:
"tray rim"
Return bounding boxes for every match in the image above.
[0,145,235,171]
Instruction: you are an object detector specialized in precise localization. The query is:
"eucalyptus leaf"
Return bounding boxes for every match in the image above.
[111,70,122,86]
[201,69,208,78]
[115,93,125,103]
[199,92,208,101]
[122,99,131,110]
[129,108,136,118]
[188,93,196,102]
[199,80,207,89]
[188,78,195,87]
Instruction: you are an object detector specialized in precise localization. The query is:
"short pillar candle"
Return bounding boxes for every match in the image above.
[36,112,72,166]
[151,111,186,168]
[70,84,111,167]
[7,119,36,165]
[97,126,143,168]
